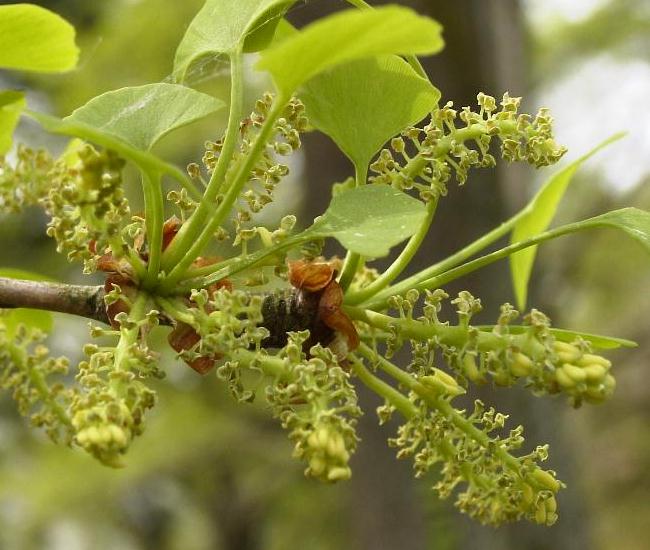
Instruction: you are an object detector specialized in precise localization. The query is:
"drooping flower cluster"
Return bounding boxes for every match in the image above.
[370,92,567,200]
[0,315,74,444]
[71,306,162,467]
[236,94,307,217]
[0,296,163,467]
[390,396,561,526]
[266,332,361,482]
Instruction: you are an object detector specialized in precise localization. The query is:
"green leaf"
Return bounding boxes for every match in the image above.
[257,6,444,97]
[311,185,427,257]
[300,55,440,170]
[173,0,297,83]
[0,90,26,154]
[0,4,79,73]
[0,269,54,337]
[61,83,224,152]
[576,208,650,252]
[476,326,637,349]
[510,133,625,309]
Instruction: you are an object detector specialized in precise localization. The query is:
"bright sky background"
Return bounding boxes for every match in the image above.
[523,0,609,23]
[523,0,650,193]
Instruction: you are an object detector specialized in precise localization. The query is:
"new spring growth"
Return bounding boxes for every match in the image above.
[369,288,618,408]
[0,145,53,212]
[0,144,131,273]
[0,317,73,444]
[370,92,567,201]
[266,332,361,483]
[43,145,129,271]
[390,397,562,526]
[182,93,307,231]
[71,295,163,467]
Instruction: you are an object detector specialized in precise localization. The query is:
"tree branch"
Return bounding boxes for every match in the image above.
[0,277,108,323]
[0,277,332,347]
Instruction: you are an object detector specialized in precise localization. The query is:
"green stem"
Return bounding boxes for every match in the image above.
[230,348,289,379]
[357,208,528,309]
[142,171,164,286]
[155,295,195,325]
[348,354,416,417]
[178,233,305,292]
[345,196,438,304]
[338,164,369,291]
[159,98,287,294]
[110,293,148,397]
[356,343,522,473]
[126,248,148,282]
[363,208,524,307]
[160,48,246,274]
[346,307,546,359]
[410,219,604,300]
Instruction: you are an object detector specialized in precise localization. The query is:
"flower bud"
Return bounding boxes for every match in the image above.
[462,354,485,384]
[577,354,611,369]
[327,467,352,482]
[561,364,587,384]
[510,352,533,377]
[555,367,575,389]
[530,468,560,492]
[554,341,581,363]
[420,369,465,397]
[582,364,607,383]
[520,483,534,507]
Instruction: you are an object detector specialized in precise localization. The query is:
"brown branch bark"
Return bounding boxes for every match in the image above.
[0,277,108,323]
[0,277,330,347]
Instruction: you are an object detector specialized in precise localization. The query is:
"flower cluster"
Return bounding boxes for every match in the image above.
[70,298,162,467]
[0,145,54,213]
[0,295,163,468]
[42,145,129,271]
[266,332,361,482]
[375,288,617,407]
[391,396,561,526]
[236,94,307,217]
[0,314,74,444]
[181,93,307,229]
[165,288,269,397]
[370,92,567,200]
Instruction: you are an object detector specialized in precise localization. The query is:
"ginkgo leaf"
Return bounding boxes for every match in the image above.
[257,6,444,97]
[173,0,297,82]
[311,185,427,257]
[0,4,78,73]
[62,83,224,152]
[301,55,440,171]
[0,91,26,154]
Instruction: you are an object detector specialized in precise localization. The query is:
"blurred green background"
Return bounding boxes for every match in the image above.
[1,1,648,549]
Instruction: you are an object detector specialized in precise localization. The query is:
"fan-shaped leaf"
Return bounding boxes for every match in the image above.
[301,55,440,170]
[0,91,25,154]
[173,0,297,82]
[0,4,78,73]
[257,6,444,97]
[311,185,427,257]
[61,83,224,152]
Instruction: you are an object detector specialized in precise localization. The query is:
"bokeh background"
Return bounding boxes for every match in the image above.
[1,1,648,549]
